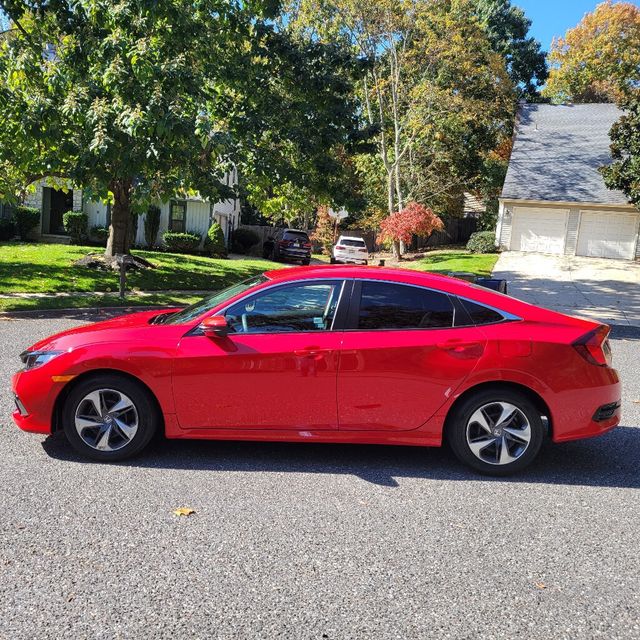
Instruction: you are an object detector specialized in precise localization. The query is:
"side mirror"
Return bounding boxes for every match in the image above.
[201,316,229,339]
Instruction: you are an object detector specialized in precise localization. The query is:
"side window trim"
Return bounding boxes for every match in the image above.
[206,278,348,335]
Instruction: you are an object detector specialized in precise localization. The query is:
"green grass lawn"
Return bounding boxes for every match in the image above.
[406,250,499,278]
[0,242,281,294]
[0,242,498,312]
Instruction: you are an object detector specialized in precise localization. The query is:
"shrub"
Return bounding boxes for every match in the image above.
[144,205,161,247]
[204,222,227,258]
[163,231,201,253]
[14,206,40,241]
[62,211,88,244]
[0,217,16,240]
[231,227,260,254]
[90,225,109,245]
[378,202,444,258]
[466,230,497,254]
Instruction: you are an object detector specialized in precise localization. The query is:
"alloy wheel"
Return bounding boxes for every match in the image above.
[74,388,139,452]
[466,401,532,466]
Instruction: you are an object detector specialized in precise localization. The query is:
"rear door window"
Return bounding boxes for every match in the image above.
[356,281,454,330]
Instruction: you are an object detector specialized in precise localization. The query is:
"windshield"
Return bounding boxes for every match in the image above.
[164,275,269,324]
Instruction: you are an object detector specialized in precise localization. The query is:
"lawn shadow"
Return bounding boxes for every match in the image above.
[42,423,640,489]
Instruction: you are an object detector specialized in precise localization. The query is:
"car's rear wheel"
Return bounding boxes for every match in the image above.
[62,374,159,461]
[447,388,544,476]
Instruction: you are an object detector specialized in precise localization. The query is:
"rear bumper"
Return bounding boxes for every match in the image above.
[333,252,368,264]
[549,369,621,443]
[279,249,311,261]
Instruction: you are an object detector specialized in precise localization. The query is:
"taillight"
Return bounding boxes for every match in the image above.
[358,248,367,253]
[335,245,345,250]
[303,242,311,248]
[572,325,612,367]
[278,240,290,247]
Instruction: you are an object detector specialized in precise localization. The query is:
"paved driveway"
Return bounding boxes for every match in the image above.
[493,252,640,327]
[1,313,639,639]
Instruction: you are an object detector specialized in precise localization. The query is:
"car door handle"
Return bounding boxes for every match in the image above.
[293,348,331,357]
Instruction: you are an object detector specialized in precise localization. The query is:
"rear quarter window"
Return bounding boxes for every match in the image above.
[456,299,505,326]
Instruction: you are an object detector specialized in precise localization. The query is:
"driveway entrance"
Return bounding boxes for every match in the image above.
[492,252,640,327]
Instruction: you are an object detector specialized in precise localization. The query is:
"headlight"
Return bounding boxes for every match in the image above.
[19,350,63,370]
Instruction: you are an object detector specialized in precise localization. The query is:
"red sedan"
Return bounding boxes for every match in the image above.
[12,266,620,475]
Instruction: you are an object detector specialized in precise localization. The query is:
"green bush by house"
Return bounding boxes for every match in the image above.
[232,227,260,254]
[63,211,89,244]
[466,231,497,254]
[163,231,201,253]
[14,206,40,240]
[0,217,16,240]
[204,222,227,258]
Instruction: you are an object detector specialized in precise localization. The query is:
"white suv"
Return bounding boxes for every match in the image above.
[332,235,369,264]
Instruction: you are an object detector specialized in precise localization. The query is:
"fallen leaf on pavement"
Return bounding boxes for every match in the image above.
[534,582,547,590]
[173,507,196,517]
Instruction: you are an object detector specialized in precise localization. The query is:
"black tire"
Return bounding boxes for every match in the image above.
[62,374,159,462]
[330,257,337,264]
[446,387,544,476]
[302,257,311,265]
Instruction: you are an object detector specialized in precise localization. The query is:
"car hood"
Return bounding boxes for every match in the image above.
[27,309,182,351]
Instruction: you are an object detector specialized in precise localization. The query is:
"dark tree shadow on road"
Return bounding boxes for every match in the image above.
[42,423,640,489]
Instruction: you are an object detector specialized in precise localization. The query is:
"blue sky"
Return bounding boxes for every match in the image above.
[516,0,638,51]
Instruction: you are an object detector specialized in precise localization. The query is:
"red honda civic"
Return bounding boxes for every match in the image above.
[12,265,621,475]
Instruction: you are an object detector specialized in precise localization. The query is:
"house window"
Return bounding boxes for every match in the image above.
[170,200,187,232]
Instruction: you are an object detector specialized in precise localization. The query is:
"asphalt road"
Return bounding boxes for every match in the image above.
[0,312,639,640]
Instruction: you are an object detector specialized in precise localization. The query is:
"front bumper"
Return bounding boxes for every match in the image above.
[12,369,63,434]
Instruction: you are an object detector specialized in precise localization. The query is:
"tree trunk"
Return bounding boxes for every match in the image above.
[392,240,400,260]
[105,180,133,259]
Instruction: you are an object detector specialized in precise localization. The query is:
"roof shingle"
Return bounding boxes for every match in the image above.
[501,103,629,206]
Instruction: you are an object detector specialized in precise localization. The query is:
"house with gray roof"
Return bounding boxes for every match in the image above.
[496,103,640,261]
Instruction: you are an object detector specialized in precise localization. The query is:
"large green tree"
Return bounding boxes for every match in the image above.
[601,91,640,209]
[0,0,363,258]
[474,0,547,100]
[288,0,515,258]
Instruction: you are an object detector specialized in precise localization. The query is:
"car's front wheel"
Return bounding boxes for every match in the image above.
[447,388,544,476]
[62,374,159,461]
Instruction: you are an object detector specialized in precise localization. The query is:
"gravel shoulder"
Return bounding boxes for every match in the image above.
[1,315,639,639]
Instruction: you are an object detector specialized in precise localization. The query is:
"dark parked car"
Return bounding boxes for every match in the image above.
[263,229,312,264]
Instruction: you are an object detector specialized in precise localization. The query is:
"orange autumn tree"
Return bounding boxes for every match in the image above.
[543,1,640,103]
[378,202,443,260]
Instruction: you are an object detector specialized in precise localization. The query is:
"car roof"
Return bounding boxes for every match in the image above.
[337,235,366,242]
[264,264,455,285]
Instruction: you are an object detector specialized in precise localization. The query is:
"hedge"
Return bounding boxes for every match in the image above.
[14,206,40,241]
[63,211,88,244]
[163,231,201,253]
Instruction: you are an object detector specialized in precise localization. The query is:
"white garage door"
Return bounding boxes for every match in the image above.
[576,211,639,260]
[510,207,569,254]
